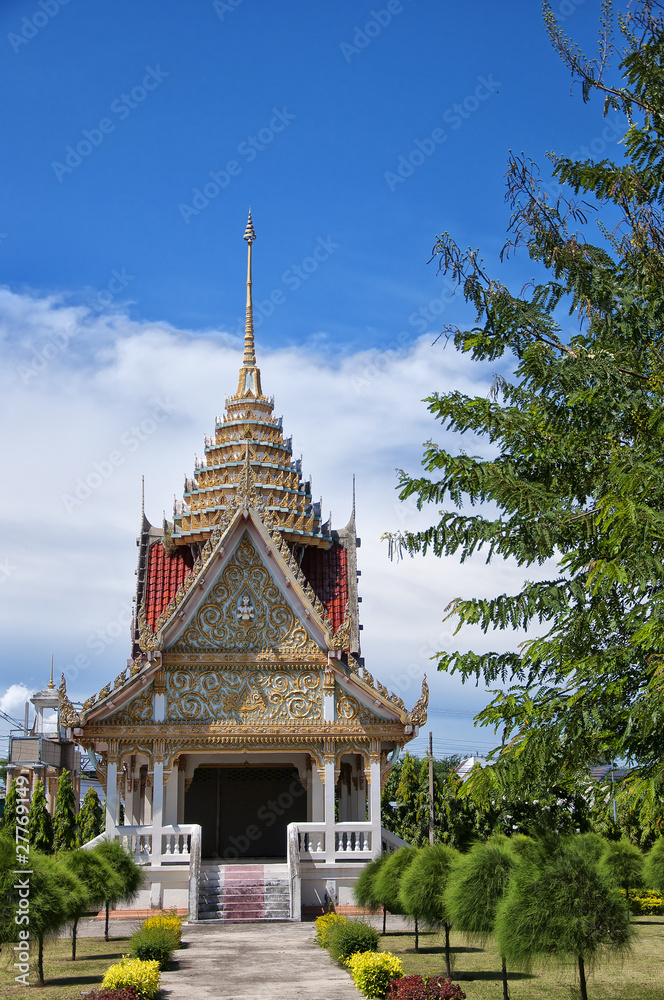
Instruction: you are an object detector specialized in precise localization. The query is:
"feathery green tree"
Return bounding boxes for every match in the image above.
[27,779,53,853]
[353,854,389,933]
[76,787,104,845]
[600,838,645,901]
[399,843,458,971]
[644,836,664,892]
[94,840,145,940]
[61,848,124,959]
[386,1,664,794]
[496,837,631,1000]
[444,836,518,1000]
[373,846,417,936]
[52,770,77,851]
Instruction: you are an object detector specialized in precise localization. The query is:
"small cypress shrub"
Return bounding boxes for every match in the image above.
[328,918,379,964]
[645,837,664,894]
[345,951,403,999]
[130,925,176,968]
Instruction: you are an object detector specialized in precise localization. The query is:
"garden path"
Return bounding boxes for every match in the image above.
[159,921,363,1000]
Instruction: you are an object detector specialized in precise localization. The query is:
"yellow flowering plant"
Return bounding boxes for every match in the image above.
[345,951,404,999]
[101,957,161,1000]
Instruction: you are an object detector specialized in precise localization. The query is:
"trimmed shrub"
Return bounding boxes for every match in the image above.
[314,910,347,948]
[354,854,389,912]
[101,958,160,1000]
[621,888,664,915]
[130,925,176,968]
[600,838,645,896]
[386,974,467,999]
[328,918,379,964]
[346,950,403,999]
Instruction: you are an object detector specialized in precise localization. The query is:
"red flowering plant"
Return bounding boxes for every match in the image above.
[386,973,466,999]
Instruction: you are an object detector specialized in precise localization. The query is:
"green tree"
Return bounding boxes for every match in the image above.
[52,770,77,851]
[387,2,664,794]
[0,847,88,985]
[600,838,645,901]
[0,780,19,840]
[399,843,458,971]
[353,853,389,933]
[61,848,124,960]
[373,846,417,935]
[445,836,518,1000]
[94,840,145,940]
[496,837,631,1000]
[76,787,104,845]
[644,836,664,892]
[27,779,53,853]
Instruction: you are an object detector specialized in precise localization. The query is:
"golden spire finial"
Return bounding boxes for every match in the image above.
[243,209,256,366]
[48,653,55,689]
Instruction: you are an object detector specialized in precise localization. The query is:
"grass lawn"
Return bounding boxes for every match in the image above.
[377,917,664,1000]
[0,935,133,999]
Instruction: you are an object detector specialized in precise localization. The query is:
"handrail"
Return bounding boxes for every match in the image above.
[287,822,301,921]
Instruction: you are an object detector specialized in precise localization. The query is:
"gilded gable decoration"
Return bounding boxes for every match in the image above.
[170,532,313,653]
[101,686,154,726]
[167,668,322,722]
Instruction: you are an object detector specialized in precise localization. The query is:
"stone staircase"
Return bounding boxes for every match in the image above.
[197,861,291,921]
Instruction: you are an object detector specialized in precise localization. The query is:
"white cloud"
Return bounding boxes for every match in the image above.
[0,684,33,720]
[0,287,552,755]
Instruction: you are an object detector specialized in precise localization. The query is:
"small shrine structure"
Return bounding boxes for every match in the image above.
[60,214,428,919]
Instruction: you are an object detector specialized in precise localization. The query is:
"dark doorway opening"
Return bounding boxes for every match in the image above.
[184,765,307,859]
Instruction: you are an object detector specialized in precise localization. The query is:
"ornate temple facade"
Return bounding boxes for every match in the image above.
[59,214,428,918]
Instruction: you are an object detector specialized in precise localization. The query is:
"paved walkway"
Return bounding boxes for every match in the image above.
[160,921,363,1000]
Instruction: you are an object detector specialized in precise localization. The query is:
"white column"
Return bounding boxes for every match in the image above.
[310,765,324,822]
[151,761,164,866]
[324,759,336,863]
[105,761,118,834]
[369,756,382,857]
[149,760,164,909]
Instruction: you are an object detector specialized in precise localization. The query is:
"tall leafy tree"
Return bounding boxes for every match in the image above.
[27,780,53,854]
[387,1,664,792]
[76,787,104,845]
[52,770,77,851]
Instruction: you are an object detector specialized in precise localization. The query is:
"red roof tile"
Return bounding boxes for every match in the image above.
[145,542,194,630]
[301,542,348,631]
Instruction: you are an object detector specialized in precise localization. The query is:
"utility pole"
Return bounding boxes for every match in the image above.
[428,730,434,845]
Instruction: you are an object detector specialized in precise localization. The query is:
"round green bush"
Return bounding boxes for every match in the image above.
[129,925,175,969]
[327,918,379,964]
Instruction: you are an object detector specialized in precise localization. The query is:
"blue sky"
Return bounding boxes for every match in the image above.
[0,0,621,760]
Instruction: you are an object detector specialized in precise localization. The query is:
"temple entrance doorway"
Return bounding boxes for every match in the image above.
[184,764,307,859]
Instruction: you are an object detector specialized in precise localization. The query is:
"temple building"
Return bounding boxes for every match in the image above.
[59,213,428,919]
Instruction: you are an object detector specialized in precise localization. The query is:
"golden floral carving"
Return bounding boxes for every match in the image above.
[101,687,154,726]
[170,532,314,653]
[407,674,429,727]
[335,685,385,726]
[58,674,80,728]
[166,668,322,723]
